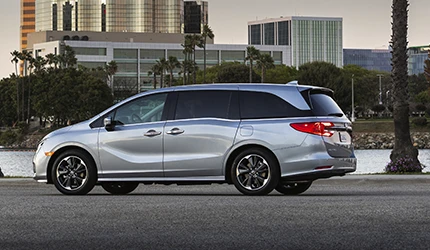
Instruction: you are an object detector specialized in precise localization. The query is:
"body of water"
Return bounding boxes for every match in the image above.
[1,149,430,177]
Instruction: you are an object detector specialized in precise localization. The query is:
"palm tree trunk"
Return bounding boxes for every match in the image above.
[390,0,420,167]
[170,70,173,87]
[249,61,253,83]
[261,67,265,83]
[153,74,157,89]
[203,37,207,84]
[193,49,197,84]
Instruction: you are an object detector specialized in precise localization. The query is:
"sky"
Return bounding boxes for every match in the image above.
[0,0,429,79]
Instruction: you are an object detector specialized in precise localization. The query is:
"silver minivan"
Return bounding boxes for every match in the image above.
[33,83,356,195]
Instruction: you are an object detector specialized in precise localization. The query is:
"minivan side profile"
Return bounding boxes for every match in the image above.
[33,83,356,195]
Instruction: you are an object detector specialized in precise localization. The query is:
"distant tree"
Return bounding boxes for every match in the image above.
[217,62,261,83]
[245,46,260,83]
[389,0,420,169]
[10,50,21,122]
[148,64,161,89]
[408,73,428,100]
[166,56,180,87]
[425,53,430,82]
[265,65,299,84]
[105,60,118,92]
[155,58,168,88]
[256,53,275,83]
[183,35,203,84]
[202,25,214,84]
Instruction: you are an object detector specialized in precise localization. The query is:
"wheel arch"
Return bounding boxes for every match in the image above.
[224,144,280,184]
[47,146,98,184]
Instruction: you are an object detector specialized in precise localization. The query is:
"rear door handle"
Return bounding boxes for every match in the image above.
[144,130,162,137]
[166,128,184,135]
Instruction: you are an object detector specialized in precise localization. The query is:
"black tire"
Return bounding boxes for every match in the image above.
[231,148,280,195]
[275,181,312,195]
[101,182,139,195]
[51,149,97,195]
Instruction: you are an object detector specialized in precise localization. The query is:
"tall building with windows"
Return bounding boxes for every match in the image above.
[35,0,184,33]
[344,48,392,72]
[408,45,430,76]
[248,16,343,68]
[20,0,36,74]
[184,0,208,34]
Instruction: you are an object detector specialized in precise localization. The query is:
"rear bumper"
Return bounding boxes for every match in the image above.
[279,157,357,182]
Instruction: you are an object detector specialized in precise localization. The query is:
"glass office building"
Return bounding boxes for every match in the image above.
[248,16,343,68]
[408,46,430,76]
[35,0,184,33]
[343,49,392,72]
[184,0,208,34]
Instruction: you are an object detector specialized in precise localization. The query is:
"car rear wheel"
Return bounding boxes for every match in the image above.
[101,182,139,195]
[231,148,279,195]
[51,150,97,195]
[275,181,312,195]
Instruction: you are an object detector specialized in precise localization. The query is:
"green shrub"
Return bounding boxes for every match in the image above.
[412,117,427,127]
[0,130,18,146]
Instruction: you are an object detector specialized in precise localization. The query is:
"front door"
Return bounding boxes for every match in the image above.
[98,93,168,179]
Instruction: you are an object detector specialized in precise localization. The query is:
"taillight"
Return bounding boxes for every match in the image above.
[290,122,334,137]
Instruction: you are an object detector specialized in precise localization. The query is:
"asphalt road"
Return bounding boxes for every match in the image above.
[1,177,430,250]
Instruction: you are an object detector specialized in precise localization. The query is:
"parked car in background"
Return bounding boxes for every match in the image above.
[33,82,356,195]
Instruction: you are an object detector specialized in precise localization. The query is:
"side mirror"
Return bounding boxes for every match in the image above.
[104,117,115,131]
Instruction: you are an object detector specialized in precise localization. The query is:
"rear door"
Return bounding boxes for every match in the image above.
[163,90,240,177]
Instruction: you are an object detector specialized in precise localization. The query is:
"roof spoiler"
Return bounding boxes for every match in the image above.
[286,80,299,86]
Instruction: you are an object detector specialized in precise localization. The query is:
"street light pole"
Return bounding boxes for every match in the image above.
[377,74,383,104]
[351,74,355,122]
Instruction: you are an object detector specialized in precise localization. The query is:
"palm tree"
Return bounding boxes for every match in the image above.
[184,34,203,84]
[202,25,214,84]
[424,54,430,83]
[389,0,420,169]
[10,50,21,121]
[105,60,118,92]
[155,58,168,88]
[166,56,180,87]
[45,53,59,69]
[246,46,260,83]
[257,54,275,83]
[148,64,162,89]
[181,41,193,85]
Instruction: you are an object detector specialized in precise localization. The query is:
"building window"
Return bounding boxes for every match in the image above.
[74,47,107,56]
[278,21,289,45]
[250,24,261,45]
[221,50,245,61]
[141,49,165,60]
[264,23,275,45]
[114,49,138,59]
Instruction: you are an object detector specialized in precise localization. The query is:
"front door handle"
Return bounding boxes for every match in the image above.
[144,130,162,137]
[166,128,184,135]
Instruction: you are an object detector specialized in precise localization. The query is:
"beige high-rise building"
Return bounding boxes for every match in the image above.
[20,0,36,75]
[35,0,184,33]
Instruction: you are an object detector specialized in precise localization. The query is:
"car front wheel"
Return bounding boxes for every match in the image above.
[101,182,139,195]
[51,150,97,195]
[231,148,279,195]
[275,181,312,195]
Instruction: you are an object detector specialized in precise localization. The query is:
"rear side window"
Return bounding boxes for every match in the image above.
[175,90,235,119]
[240,91,311,119]
[310,93,344,116]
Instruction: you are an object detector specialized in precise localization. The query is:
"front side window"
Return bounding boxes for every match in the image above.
[174,91,234,120]
[114,93,167,125]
